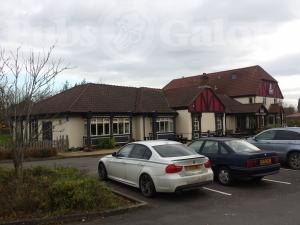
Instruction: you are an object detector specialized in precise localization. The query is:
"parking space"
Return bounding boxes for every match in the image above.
[88,167,300,225]
[1,156,300,225]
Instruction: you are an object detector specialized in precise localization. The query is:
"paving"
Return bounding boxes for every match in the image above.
[1,157,300,225]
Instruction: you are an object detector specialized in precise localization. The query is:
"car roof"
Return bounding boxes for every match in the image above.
[131,140,182,147]
[193,137,239,142]
[262,127,300,133]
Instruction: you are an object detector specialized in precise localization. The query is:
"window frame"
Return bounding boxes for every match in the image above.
[155,117,174,133]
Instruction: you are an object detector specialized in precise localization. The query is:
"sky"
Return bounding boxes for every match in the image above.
[1,0,300,106]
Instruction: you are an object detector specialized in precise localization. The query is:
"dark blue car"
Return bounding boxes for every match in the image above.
[188,138,281,185]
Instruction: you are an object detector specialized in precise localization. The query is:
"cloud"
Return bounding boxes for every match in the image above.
[0,0,300,106]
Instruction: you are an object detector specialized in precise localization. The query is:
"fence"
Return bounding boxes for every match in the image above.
[0,136,69,153]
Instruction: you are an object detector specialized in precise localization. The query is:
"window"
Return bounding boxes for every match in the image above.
[193,116,200,131]
[220,145,229,154]
[202,141,219,154]
[225,140,260,153]
[153,144,196,157]
[249,97,253,104]
[256,130,276,140]
[117,144,134,157]
[129,144,152,160]
[42,121,52,141]
[155,118,174,133]
[263,97,267,105]
[215,115,223,131]
[275,130,300,140]
[113,118,130,135]
[89,118,110,136]
[274,98,278,104]
[189,140,204,152]
[268,116,274,125]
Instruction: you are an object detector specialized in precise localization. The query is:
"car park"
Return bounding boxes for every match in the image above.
[188,138,281,185]
[247,127,300,169]
[98,140,214,197]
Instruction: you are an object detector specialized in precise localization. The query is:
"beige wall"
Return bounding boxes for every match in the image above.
[176,110,192,140]
[234,97,252,104]
[226,115,236,131]
[37,117,85,148]
[201,113,216,132]
[255,96,282,109]
[144,117,152,138]
[132,116,144,141]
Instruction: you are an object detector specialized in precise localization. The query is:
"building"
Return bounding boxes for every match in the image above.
[23,65,284,148]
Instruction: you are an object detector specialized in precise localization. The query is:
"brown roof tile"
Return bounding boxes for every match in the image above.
[32,83,175,115]
[268,103,284,114]
[163,65,279,97]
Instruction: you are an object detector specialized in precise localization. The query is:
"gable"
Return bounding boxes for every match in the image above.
[188,89,225,113]
[258,80,283,99]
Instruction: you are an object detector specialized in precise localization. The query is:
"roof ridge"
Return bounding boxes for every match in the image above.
[67,84,90,112]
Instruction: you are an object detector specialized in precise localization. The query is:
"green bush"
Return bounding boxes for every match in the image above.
[96,138,116,149]
[0,166,129,221]
[287,118,300,127]
[0,148,57,160]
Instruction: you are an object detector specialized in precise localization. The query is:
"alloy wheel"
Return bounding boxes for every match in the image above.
[218,168,231,185]
[140,174,156,197]
[289,152,300,170]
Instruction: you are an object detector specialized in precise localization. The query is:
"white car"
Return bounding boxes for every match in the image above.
[98,140,214,197]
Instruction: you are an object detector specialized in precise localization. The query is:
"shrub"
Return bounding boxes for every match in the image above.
[0,166,129,221]
[0,148,57,160]
[96,138,116,149]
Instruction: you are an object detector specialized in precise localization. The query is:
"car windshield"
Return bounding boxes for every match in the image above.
[153,144,197,157]
[225,140,260,153]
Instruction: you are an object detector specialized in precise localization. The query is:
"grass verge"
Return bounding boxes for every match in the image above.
[0,166,131,222]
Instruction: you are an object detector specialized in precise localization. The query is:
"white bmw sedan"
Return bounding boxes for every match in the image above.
[98,140,214,197]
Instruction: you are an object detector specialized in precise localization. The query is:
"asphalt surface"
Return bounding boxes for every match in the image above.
[1,157,300,225]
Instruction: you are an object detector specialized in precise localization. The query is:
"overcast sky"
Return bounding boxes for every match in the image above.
[1,0,300,105]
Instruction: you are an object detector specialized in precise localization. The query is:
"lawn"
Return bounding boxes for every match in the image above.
[0,135,11,144]
[0,166,131,222]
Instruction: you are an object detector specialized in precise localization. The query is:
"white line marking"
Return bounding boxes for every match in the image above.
[262,178,291,185]
[202,187,232,196]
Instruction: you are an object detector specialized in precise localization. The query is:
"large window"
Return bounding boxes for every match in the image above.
[193,116,200,131]
[89,118,110,136]
[155,118,174,133]
[215,114,223,131]
[113,118,130,135]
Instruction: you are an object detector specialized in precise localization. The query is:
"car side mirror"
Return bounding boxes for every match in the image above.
[112,152,117,157]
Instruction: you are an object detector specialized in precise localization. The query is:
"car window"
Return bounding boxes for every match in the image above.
[117,144,134,157]
[275,130,300,140]
[256,130,276,140]
[129,144,152,160]
[202,141,219,154]
[189,141,204,152]
[225,140,260,153]
[220,144,229,154]
[153,144,196,158]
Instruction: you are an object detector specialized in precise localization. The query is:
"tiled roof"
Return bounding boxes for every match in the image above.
[229,103,267,114]
[164,85,209,108]
[31,83,175,115]
[163,65,278,97]
[268,103,284,114]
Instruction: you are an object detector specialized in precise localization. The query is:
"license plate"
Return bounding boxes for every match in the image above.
[185,164,201,171]
[260,158,272,165]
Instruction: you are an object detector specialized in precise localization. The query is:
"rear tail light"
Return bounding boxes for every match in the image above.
[272,156,279,164]
[246,159,257,168]
[165,164,183,173]
[204,160,211,168]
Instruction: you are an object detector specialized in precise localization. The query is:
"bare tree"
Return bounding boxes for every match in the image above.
[0,45,69,180]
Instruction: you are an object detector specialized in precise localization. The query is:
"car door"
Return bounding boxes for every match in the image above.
[106,144,134,181]
[199,141,220,169]
[125,144,152,186]
[272,130,300,160]
[253,130,276,151]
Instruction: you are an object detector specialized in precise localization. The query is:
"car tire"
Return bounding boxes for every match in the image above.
[139,174,156,198]
[217,167,233,185]
[288,152,300,170]
[98,163,108,181]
